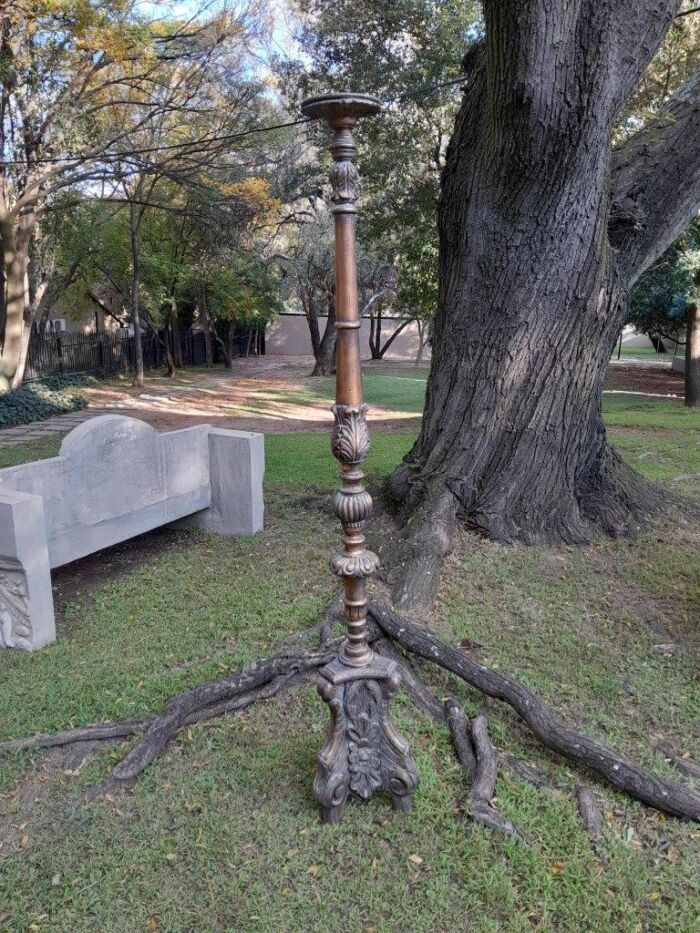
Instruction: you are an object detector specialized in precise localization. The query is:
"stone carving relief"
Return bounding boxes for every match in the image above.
[0,565,30,649]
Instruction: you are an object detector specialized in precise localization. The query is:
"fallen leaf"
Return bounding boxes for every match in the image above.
[307,864,320,877]
[550,862,565,876]
[408,854,423,866]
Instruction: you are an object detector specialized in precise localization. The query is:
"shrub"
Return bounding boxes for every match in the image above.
[0,373,91,428]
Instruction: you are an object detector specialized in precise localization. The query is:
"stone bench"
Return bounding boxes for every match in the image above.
[0,415,264,651]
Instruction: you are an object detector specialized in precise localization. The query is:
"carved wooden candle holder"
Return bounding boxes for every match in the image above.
[300,92,419,823]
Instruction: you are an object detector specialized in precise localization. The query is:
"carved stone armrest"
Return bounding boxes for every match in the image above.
[0,491,55,651]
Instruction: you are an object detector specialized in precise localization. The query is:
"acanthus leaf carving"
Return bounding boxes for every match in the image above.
[329,159,359,204]
[331,404,370,465]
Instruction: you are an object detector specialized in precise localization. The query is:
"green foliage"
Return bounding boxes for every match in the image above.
[0,374,89,427]
[281,0,482,323]
[629,216,700,337]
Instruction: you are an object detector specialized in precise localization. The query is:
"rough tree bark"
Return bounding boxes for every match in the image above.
[169,296,183,368]
[128,197,145,389]
[311,292,336,376]
[199,287,214,368]
[387,2,700,609]
[300,285,322,360]
[686,278,700,408]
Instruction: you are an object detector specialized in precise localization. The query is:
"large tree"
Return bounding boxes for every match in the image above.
[387,1,700,608]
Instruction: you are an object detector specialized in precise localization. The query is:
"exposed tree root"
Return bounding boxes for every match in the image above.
[4,599,700,829]
[384,490,458,612]
[1,643,340,802]
[503,756,549,790]
[577,785,604,840]
[368,600,700,822]
[109,650,333,788]
[0,718,150,753]
[375,638,446,723]
[444,698,476,778]
[468,714,526,842]
[653,741,700,781]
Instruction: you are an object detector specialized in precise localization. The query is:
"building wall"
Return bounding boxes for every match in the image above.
[266,314,428,361]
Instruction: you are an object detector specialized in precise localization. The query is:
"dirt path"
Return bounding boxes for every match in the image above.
[0,356,685,447]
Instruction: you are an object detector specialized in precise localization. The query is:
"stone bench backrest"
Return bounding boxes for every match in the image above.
[0,416,213,568]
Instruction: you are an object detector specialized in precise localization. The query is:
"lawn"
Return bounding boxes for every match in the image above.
[0,377,698,932]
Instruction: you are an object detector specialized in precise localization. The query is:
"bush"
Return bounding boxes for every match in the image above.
[0,373,91,428]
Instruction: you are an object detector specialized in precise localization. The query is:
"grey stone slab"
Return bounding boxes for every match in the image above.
[0,415,265,650]
[184,429,265,536]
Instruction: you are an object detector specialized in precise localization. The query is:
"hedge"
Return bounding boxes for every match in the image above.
[0,373,90,428]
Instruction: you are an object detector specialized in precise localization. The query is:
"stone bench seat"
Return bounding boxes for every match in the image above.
[0,415,264,650]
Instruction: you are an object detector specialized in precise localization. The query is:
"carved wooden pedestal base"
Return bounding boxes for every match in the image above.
[313,653,420,824]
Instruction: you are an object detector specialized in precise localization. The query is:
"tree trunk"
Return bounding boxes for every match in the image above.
[686,300,700,408]
[199,289,214,367]
[215,325,233,369]
[374,317,412,360]
[129,202,145,388]
[169,297,183,368]
[0,213,32,391]
[301,287,321,359]
[386,3,699,609]
[415,319,429,365]
[311,297,337,376]
[369,311,381,359]
[227,321,236,364]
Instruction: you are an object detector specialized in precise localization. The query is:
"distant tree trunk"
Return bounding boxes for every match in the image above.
[369,310,381,359]
[129,200,145,388]
[300,286,321,359]
[387,2,700,609]
[199,288,214,367]
[415,319,429,365]
[215,325,233,369]
[311,299,336,376]
[686,299,700,408]
[228,321,236,362]
[369,309,412,360]
[169,296,183,368]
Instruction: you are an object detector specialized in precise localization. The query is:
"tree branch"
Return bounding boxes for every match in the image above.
[610,68,700,286]
[614,1,682,101]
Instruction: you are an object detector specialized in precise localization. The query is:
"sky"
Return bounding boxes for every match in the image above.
[136,0,300,70]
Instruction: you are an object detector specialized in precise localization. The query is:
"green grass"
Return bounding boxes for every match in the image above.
[0,381,699,932]
[611,346,659,357]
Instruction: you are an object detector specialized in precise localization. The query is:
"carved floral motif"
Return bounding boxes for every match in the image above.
[329,160,359,204]
[330,549,379,579]
[331,404,370,464]
[313,667,420,820]
[0,568,30,649]
[345,680,382,798]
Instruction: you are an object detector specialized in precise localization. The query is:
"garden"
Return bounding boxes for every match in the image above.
[2,1,700,931]
[0,365,698,931]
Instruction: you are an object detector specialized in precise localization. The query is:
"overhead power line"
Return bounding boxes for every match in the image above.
[0,74,469,169]
[0,117,312,167]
